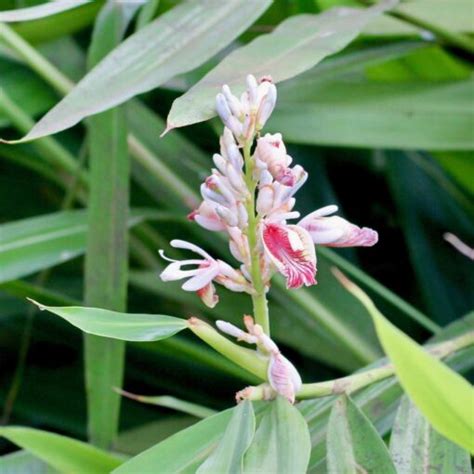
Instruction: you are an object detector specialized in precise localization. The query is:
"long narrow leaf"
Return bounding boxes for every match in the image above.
[0,0,90,22]
[29,300,187,342]
[165,0,397,131]
[326,395,396,473]
[0,427,122,474]
[335,270,474,453]
[8,0,271,142]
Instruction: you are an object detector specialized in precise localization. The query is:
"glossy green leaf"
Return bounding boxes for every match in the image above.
[165,0,396,131]
[390,395,471,473]
[0,211,142,285]
[118,389,217,419]
[11,0,271,142]
[269,76,474,150]
[0,0,90,22]
[243,397,311,474]
[433,152,474,197]
[338,272,474,453]
[113,408,234,473]
[326,395,396,474]
[0,426,122,473]
[30,300,187,342]
[197,400,255,473]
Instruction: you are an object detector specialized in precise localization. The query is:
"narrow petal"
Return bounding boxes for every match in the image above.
[262,223,317,289]
[268,353,302,404]
[170,240,214,260]
[182,262,220,291]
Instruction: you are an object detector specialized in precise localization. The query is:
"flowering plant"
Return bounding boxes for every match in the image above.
[160,75,378,403]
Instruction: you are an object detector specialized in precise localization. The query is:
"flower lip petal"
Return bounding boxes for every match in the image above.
[262,222,317,289]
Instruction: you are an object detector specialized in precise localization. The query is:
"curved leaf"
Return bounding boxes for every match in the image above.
[165,0,397,131]
[326,395,396,474]
[243,397,311,474]
[10,0,271,143]
[0,450,52,474]
[390,395,471,473]
[0,0,90,22]
[0,427,122,474]
[29,300,187,342]
[197,400,255,473]
[335,270,474,453]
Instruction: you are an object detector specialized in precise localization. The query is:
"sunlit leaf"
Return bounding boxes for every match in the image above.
[326,395,396,473]
[197,400,255,473]
[335,270,474,453]
[0,427,122,474]
[243,397,311,474]
[9,0,271,142]
[390,395,471,473]
[165,0,397,131]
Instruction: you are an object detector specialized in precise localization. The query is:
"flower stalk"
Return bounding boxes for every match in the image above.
[160,75,380,403]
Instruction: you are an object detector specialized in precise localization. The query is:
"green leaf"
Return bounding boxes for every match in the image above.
[165,0,396,131]
[326,395,396,474]
[197,400,255,473]
[117,389,217,419]
[0,210,142,285]
[243,397,311,474]
[433,152,474,197]
[390,395,471,474]
[269,76,474,150]
[0,426,122,474]
[0,450,54,474]
[113,408,235,473]
[0,0,90,22]
[11,0,271,142]
[336,271,474,453]
[365,0,474,36]
[82,0,138,450]
[29,300,187,342]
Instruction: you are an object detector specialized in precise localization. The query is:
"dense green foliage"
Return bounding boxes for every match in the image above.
[0,0,472,472]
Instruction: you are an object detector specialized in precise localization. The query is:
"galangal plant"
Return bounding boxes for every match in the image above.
[0,0,473,473]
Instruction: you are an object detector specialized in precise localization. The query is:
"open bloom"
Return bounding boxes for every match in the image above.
[217,316,302,403]
[299,205,378,247]
[262,222,317,289]
[159,240,249,308]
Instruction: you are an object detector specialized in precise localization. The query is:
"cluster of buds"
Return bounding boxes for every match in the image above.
[160,75,378,403]
[217,316,302,403]
[160,74,377,306]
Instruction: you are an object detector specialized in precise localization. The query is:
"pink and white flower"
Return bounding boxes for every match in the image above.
[262,222,317,289]
[159,240,249,308]
[299,205,378,247]
[216,316,302,403]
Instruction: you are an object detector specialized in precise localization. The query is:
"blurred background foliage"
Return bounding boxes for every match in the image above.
[0,0,472,461]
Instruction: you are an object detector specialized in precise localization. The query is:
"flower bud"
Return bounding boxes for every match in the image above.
[257,185,275,215]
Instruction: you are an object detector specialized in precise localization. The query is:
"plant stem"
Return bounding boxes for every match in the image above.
[298,331,474,399]
[243,141,270,335]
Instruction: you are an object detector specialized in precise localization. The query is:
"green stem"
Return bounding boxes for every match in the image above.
[243,141,270,334]
[298,331,474,399]
[188,317,268,381]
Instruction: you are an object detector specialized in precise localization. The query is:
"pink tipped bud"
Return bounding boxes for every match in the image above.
[268,353,302,404]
